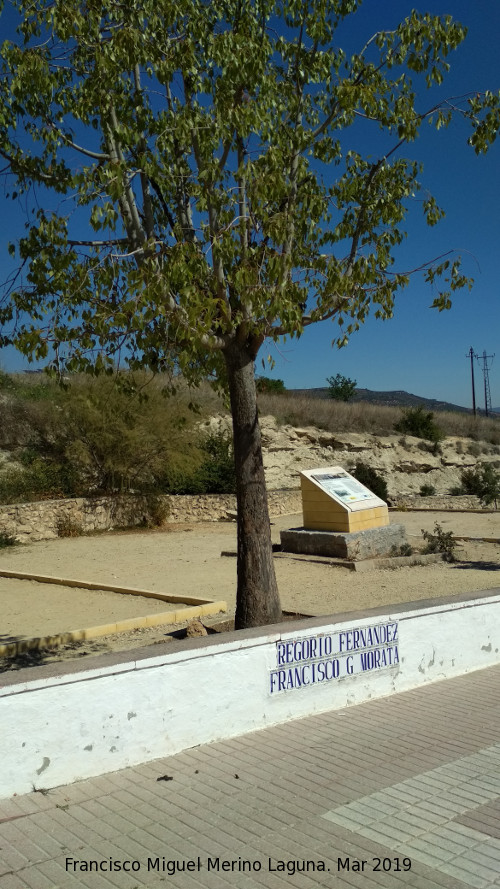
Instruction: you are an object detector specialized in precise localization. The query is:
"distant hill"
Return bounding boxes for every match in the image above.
[289,387,474,414]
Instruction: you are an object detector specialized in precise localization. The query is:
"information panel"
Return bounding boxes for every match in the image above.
[300,465,389,532]
[311,471,373,504]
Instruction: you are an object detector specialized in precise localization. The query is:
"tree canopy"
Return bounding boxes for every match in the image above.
[326,373,357,401]
[1,0,497,371]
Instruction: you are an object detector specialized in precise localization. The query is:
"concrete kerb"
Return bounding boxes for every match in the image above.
[0,568,226,657]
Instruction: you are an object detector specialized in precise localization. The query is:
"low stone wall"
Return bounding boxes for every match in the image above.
[392,494,484,510]
[0,490,488,545]
[0,490,303,544]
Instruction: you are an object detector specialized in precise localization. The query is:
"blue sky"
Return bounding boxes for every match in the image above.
[0,0,499,409]
[265,0,500,408]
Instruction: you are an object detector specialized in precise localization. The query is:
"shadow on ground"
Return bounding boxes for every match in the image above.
[451,560,500,572]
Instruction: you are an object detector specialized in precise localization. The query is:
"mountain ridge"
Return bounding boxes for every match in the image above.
[288,387,491,415]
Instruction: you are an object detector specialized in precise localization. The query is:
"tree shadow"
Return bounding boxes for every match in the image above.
[0,647,54,672]
[451,560,500,572]
[0,636,88,672]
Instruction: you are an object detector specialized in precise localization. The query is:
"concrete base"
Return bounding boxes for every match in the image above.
[280,523,408,561]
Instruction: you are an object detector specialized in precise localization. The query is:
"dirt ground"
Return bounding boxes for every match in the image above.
[1,509,499,669]
[0,579,180,640]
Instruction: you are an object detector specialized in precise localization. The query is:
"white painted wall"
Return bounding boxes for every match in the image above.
[1,589,499,799]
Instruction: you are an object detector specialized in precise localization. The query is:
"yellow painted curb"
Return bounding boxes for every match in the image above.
[0,569,227,658]
[0,600,227,658]
[0,569,216,606]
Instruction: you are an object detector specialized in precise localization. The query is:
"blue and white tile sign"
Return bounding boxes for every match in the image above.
[270,621,399,694]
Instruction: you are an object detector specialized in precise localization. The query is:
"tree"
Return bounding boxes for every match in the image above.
[326,373,357,402]
[256,377,286,394]
[0,1,498,627]
[394,406,444,442]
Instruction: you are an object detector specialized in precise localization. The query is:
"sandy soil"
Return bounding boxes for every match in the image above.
[0,579,179,640]
[0,509,499,668]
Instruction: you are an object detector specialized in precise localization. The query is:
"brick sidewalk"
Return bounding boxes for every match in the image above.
[1,665,499,889]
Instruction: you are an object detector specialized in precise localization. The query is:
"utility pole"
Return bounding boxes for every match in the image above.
[467,347,477,417]
[477,351,495,416]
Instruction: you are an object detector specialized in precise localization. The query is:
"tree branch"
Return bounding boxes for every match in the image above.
[48,124,110,161]
[133,64,155,239]
[67,238,129,247]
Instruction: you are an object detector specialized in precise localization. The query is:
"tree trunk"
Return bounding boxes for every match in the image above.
[224,340,282,629]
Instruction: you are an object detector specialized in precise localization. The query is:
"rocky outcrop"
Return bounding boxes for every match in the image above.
[202,415,500,497]
[0,416,496,543]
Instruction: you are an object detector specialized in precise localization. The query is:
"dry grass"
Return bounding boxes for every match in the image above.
[257,392,500,444]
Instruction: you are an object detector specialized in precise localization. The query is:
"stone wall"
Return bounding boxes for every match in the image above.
[0,490,302,544]
[393,494,483,511]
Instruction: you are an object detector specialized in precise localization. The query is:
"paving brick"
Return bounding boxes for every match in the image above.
[18,866,61,889]
[434,822,488,846]
[472,840,500,862]
[438,861,489,889]
[0,874,32,889]
[2,665,500,889]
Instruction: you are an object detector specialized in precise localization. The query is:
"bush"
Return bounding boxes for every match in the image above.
[0,374,223,502]
[160,431,236,494]
[56,517,83,538]
[417,439,442,456]
[0,459,79,504]
[0,531,17,548]
[460,463,500,507]
[390,542,414,557]
[326,373,357,402]
[394,406,443,442]
[256,377,286,394]
[142,496,170,528]
[467,442,482,457]
[350,462,388,502]
[422,522,458,562]
[419,484,436,496]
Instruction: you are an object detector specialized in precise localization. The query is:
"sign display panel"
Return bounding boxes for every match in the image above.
[311,471,373,503]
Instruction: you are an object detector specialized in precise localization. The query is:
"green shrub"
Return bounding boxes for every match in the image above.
[0,374,220,502]
[467,442,481,457]
[460,463,500,507]
[419,484,436,496]
[417,439,442,456]
[390,542,414,557]
[159,431,236,495]
[56,516,83,538]
[422,522,458,562]
[0,531,18,548]
[0,460,79,504]
[141,496,170,528]
[351,462,388,502]
[394,406,443,443]
[256,377,286,394]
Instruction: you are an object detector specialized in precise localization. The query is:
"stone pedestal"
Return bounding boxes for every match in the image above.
[280,523,408,561]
